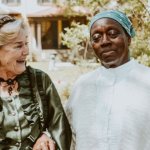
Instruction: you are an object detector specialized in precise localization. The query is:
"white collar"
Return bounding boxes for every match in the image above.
[97,59,137,85]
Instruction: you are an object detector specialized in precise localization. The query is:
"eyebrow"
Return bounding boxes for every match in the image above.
[14,36,28,44]
[14,42,24,45]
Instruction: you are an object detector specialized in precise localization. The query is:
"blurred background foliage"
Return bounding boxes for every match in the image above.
[61,0,150,66]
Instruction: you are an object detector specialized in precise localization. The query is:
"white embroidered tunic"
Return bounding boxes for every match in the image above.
[66,59,150,150]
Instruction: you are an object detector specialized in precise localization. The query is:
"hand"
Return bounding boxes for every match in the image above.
[33,134,56,150]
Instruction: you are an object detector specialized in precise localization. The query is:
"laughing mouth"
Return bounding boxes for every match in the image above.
[16,60,26,64]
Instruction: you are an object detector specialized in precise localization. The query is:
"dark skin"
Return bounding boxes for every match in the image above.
[90,18,131,68]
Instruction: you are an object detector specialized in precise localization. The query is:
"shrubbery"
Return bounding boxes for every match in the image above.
[61,0,150,66]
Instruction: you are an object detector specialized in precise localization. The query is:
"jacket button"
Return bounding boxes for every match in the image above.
[15,142,20,147]
[12,112,16,116]
[14,126,19,131]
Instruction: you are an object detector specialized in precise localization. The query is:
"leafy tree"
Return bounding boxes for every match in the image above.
[61,0,150,66]
[61,22,91,63]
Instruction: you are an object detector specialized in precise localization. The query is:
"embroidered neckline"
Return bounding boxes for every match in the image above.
[0,77,18,96]
[17,66,45,129]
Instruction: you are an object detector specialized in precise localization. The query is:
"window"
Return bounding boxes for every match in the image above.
[41,20,58,49]
[2,0,20,5]
[38,0,53,4]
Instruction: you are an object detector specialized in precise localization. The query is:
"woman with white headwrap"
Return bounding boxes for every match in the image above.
[0,15,72,150]
[66,10,150,150]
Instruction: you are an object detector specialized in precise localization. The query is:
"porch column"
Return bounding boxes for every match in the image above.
[30,23,37,47]
[30,23,35,39]
[58,19,62,49]
[37,23,42,50]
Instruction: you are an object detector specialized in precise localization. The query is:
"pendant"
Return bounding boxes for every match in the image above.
[0,78,16,96]
[8,86,13,96]
[7,79,14,85]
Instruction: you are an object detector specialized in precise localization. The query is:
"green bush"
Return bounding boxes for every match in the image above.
[61,0,150,66]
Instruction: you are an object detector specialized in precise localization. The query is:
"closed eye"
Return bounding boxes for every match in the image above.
[108,30,120,38]
[91,33,102,42]
[14,42,28,50]
[15,44,23,49]
[108,33,119,38]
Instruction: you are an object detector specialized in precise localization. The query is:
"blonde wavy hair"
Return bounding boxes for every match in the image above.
[0,15,29,46]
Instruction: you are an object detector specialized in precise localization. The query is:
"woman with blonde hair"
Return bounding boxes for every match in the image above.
[0,15,71,150]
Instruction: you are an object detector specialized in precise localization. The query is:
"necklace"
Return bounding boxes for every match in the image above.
[0,77,17,95]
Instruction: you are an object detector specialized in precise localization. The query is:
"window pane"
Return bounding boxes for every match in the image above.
[38,0,52,3]
[2,0,20,4]
[41,21,58,49]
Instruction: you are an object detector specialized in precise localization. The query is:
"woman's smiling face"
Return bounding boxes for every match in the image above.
[0,29,29,75]
[90,18,131,68]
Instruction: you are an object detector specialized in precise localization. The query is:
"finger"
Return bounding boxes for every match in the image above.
[40,142,49,150]
[33,144,42,150]
[48,140,56,150]
[33,144,41,150]
[33,142,47,150]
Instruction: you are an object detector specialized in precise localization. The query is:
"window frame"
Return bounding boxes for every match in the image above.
[1,0,21,5]
[37,0,53,5]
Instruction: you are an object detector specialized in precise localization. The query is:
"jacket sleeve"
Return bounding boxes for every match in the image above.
[43,73,72,150]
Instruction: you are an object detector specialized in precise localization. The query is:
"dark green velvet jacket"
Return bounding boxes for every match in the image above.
[0,66,72,150]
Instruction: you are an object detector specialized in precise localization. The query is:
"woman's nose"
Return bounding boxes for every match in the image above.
[100,34,111,47]
[22,45,29,55]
